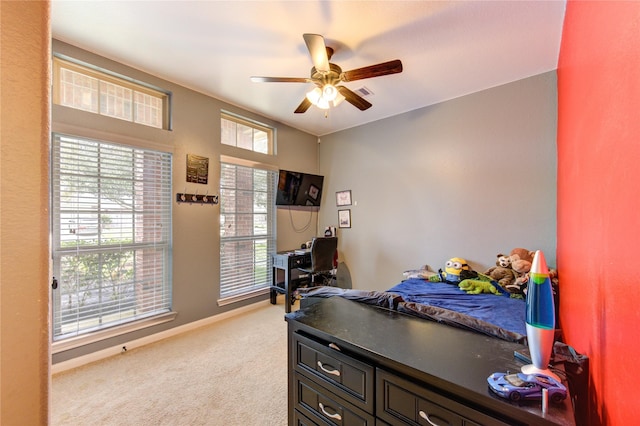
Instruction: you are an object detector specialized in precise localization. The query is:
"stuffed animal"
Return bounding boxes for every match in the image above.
[549,268,559,288]
[429,257,478,284]
[509,248,534,277]
[510,248,535,263]
[509,248,536,267]
[506,257,534,296]
[507,274,528,296]
[459,278,501,295]
[512,267,559,298]
[483,254,518,291]
[403,264,437,280]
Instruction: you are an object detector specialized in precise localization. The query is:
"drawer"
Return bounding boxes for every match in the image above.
[294,408,330,426]
[376,369,510,426]
[295,371,375,426]
[291,254,311,267]
[294,332,374,413]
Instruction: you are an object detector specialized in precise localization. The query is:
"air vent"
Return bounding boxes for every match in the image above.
[354,86,374,97]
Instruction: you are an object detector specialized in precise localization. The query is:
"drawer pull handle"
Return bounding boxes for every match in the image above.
[317,361,341,377]
[319,402,342,421]
[328,342,341,351]
[419,410,447,426]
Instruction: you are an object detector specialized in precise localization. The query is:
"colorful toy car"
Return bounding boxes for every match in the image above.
[487,372,567,403]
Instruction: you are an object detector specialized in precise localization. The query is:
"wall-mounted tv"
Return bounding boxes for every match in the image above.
[276,169,324,207]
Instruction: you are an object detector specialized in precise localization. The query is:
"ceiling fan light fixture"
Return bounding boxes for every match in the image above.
[306,87,322,104]
[332,92,346,107]
[316,97,330,109]
[322,84,338,101]
[306,86,331,109]
[253,33,404,115]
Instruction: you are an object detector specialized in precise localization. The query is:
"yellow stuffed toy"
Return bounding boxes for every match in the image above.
[428,257,478,284]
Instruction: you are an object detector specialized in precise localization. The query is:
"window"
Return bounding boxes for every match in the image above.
[219,159,277,303]
[51,133,172,342]
[53,56,171,130]
[221,112,273,154]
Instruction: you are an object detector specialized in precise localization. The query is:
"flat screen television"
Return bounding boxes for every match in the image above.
[275,169,324,207]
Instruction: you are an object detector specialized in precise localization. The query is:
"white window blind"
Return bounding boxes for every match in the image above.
[219,161,276,302]
[51,133,172,341]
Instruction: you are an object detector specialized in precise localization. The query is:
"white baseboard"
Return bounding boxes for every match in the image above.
[52,300,271,375]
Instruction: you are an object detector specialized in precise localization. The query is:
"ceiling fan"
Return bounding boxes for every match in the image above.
[250,33,403,114]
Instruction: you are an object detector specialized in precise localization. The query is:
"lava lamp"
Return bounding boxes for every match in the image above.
[522,250,559,380]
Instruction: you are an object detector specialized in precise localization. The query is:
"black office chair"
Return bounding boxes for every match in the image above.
[298,237,338,287]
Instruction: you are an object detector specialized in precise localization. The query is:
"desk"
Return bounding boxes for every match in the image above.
[271,250,311,313]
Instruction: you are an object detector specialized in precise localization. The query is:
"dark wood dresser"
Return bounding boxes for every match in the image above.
[285,297,576,426]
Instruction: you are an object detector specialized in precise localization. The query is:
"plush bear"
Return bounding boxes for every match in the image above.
[483,254,518,291]
[459,278,501,295]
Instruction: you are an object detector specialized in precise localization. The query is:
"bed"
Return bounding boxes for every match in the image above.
[298,274,591,424]
[299,277,527,343]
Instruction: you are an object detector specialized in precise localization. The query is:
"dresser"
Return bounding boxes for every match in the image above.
[285,297,576,426]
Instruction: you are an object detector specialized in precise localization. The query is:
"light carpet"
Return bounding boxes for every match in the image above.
[51,301,292,426]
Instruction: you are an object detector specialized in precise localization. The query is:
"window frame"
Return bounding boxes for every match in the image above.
[221,111,275,155]
[52,55,173,130]
[50,132,174,351]
[218,155,278,305]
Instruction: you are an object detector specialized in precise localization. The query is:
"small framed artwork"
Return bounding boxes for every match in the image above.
[308,184,320,200]
[336,190,352,206]
[186,154,209,184]
[338,209,351,228]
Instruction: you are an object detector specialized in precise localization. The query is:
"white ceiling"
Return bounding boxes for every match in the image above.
[51,1,566,137]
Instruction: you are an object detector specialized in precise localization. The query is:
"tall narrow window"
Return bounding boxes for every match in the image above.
[219,160,277,304]
[51,133,172,342]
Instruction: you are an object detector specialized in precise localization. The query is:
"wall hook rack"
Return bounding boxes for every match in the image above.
[176,193,218,205]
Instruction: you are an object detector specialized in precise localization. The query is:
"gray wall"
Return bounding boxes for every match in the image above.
[52,40,320,363]
[318,72,558,291]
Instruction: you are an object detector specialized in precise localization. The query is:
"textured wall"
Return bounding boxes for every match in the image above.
[557,1,640,424]
[0,1,51,424]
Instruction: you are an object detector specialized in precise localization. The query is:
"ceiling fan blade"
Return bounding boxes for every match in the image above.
[303,33,330,73]
[250,76,310,83]
[294,98,312,114]
[342,59,403,82]
[337,86,372,111]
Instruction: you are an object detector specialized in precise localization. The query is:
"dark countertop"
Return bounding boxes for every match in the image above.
[286,296,575,426]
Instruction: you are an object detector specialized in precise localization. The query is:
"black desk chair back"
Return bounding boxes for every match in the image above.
[299,237,337,286]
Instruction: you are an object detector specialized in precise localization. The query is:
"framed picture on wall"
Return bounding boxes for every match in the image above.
[338,209,351,228]
[309,184,320,200]
[186,154,209,184]
[336,190,352,206]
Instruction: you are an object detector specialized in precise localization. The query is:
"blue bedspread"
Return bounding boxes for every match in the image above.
[388,278,526,337]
